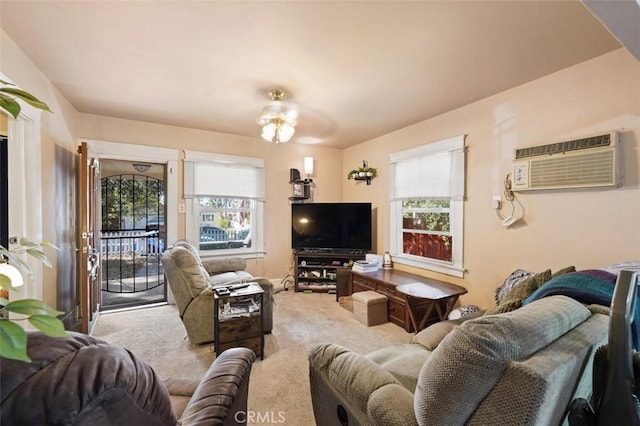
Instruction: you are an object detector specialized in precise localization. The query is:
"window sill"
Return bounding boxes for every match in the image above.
[199,250,265,261]
[392,254,464,278]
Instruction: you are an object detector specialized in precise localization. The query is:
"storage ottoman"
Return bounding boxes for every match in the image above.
[352,290,388,326]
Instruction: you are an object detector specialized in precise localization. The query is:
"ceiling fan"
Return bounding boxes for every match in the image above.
[257,89,299,143]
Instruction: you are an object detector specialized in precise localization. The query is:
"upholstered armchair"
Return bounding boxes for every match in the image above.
[1,332,255,425]
[162,242,273,345]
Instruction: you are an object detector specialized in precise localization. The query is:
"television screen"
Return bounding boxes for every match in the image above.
[291,203,372,252]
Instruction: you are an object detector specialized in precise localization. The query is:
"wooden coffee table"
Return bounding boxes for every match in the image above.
[396,281,468,332]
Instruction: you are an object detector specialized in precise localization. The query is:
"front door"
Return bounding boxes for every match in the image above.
[77,142,101,334]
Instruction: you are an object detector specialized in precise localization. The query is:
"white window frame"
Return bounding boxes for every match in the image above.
[184,151,265,259]
[389,135,465,277]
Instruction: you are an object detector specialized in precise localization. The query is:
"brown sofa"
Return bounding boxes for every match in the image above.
[0,332,255,425]
[162,241,274,345]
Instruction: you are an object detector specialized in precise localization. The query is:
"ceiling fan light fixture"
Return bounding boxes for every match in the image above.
[258,89,297,143]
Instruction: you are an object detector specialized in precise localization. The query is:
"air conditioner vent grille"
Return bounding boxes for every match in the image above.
[515,133,611,160]
[529,150,615,189]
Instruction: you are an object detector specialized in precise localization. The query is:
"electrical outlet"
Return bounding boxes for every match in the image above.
[492,195,502,210]
[178,203,186,214]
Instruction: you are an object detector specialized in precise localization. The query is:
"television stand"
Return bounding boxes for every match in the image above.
[294,251,366,293]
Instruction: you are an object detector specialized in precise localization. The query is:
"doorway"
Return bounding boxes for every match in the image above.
[99,160,167,310]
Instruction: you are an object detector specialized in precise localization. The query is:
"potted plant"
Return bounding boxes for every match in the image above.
[362,167,378,178]
[347,169,359,180]
[347,162,378,183]
[1,239,65,362]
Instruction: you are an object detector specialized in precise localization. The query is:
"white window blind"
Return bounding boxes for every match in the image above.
[389,134,465,201]
[193,163,259,198]
[183,152,265,199]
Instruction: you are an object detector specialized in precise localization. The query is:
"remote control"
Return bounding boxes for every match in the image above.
[230,283,249,290]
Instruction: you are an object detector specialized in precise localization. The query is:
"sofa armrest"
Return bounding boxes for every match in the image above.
[202,257,247,275]
[308,343,417,425]
[179,347,256,426]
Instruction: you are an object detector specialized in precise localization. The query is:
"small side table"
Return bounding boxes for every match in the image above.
[214,283,264,359]
[396,281,467,332]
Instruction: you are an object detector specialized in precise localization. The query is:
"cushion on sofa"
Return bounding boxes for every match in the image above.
[485,269,551,315]
[202,257,247,276]
[494,269,535,304]
[365,344,432,391]
[413,295,591,425]
[308,343,403,414]
[209,270,253,286]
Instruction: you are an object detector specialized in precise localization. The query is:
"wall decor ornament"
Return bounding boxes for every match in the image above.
[347,161,377,185]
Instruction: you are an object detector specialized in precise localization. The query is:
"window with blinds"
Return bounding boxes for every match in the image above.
[184,152,265,257]
[389,135,466,277]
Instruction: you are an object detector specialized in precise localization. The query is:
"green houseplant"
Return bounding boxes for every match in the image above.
[347,161,378,181]
[0,239,66,362]
[0,79,52,118]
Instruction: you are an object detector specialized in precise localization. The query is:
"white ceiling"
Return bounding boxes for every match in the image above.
[1,1,623,149]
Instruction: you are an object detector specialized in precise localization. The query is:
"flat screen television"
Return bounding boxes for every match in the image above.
[291,202,372,253]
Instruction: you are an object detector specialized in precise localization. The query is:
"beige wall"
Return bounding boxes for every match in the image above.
[344,48,640,309]
[78,114,343,279]
[3,22,639,316]
[1,30,80,313]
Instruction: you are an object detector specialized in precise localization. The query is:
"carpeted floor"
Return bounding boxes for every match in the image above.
[93,286,412,425]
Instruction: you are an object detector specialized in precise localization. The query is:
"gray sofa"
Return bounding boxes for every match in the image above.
[162,240,273,345]
[308,295,609,425]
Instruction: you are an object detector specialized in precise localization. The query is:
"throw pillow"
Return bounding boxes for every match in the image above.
[448,305,481,320]
[485,269,552,315]
[552,265,576,278]
[494,269,535,305]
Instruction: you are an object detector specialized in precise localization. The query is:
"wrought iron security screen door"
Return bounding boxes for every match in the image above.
[100,160,166,310]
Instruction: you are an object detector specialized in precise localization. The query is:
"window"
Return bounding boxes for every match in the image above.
[197,198,253,251]
[389,135,465,277]
[184,152,264,257]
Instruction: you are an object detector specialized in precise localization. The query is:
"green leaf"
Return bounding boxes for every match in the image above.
[0,79,15,86]
[0,274,19,292]
[40,241,60,251]
[26,249,51,267]
[0,95,20,119]
[0,87,52,113]
[0,320,31,362]
[5,299,63,317]
[29,315,67,337]
[18,237,38,247]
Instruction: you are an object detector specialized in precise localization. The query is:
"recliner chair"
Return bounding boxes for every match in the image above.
[0,332,255,425]
[162,242,273,345]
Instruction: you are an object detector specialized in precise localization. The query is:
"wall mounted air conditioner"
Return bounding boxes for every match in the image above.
[512,131,619,191]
